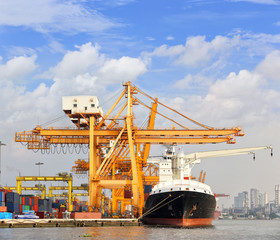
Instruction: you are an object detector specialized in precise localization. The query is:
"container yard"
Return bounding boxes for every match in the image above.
[0,189,140,228]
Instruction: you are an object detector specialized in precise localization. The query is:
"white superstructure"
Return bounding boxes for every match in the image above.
[150,145,272,196]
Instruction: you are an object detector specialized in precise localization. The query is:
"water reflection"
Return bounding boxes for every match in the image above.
[85,226,152,239]
[1,221,280,240]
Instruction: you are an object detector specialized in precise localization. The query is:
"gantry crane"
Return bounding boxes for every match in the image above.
[16,174,73,211]
[15,81,244,216]
[4,186,47,198]
[49,185,88,198]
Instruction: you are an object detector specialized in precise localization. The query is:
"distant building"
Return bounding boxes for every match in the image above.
[250,188,259,209]
[234,191,249,209]
[275,185,280,207]
[259,193,264,207]
[263,192,268,205]
[259,192,268,207]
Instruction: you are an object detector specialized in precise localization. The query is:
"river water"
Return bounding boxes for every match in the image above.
[1,220,280,240]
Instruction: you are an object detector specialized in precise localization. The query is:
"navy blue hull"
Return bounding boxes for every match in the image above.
[142,191,216,227]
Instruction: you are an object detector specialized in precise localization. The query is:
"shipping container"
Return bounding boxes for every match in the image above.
[60,207,66,212]
[0,206,7,212]
[25,197,30,205]
[6,192,20,203]
[0,212,13,219]
[36,212,45,219]
[70,212,102,219]
[6,202,20,214]
[58,199,65,204]
[34,205,38,212]
[52,203,60,209]
[33,197,38,205]
[0,191,4,201]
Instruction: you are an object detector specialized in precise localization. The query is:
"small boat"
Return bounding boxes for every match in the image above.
[15,212,39,219]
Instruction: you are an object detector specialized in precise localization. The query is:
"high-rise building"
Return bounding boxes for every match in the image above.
[263,192,268,206]
[250,188,259,209]
[234,191,249,209]
[259,193,264,207]
[275,185,280,206]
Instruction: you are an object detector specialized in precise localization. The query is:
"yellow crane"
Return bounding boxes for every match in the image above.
[16,174,73,211]
[4,186,47,198]
[48,185,88,198]
[15,81,244,216]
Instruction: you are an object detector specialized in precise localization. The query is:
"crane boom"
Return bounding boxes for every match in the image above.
[184,145,273,164]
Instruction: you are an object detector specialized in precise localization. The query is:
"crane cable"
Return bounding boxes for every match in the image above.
[41,114,68,127]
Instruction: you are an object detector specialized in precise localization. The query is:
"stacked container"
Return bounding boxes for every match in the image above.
[0,189,14,219]
[38,199,52,212]
[79,201,88,212]
[20,195,39,213]
[6,192,20,214]
[72,201,80,212]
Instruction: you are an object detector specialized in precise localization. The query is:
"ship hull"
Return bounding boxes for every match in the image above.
[143,190,216,227]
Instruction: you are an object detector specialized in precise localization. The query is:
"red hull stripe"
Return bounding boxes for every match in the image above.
[144,218,213,227]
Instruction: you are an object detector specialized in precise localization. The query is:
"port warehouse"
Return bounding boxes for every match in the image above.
[0,82,244,222]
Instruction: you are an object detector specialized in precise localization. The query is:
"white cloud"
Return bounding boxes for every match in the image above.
[230,0,280,4]
[48,43,147,95]
[149,44,185,57]
[49,43,103,79]
[173,74,213,90]
[0,0,119,34]
[95,0,135,7]
[0,55,37,82]
[256,50,280,81]
[99,56,147,84]
[173,74,193,89]
[195,70,280,127]
[149,35,239,68]
[176,35,238,67]
[146,37,156,41]
[0,42,148,132]
[166,36,175,41]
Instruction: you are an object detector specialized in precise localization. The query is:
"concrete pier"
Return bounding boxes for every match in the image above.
[0,218,142,228]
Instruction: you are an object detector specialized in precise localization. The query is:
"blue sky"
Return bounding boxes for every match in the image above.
[0,0,280,206]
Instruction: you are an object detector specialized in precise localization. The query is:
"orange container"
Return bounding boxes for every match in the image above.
[0,206,7,212]
[70,212,102,219]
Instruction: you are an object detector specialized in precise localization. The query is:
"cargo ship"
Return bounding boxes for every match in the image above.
[142,145,272,227]
[142,146,216,227]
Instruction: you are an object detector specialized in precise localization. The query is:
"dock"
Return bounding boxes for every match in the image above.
[0,218,142,228]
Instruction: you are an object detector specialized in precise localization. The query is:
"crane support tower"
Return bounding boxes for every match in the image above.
[15,81,245,216]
